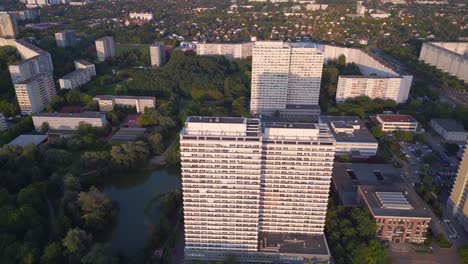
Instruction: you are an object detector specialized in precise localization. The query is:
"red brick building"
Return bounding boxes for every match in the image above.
[358,185,431,244]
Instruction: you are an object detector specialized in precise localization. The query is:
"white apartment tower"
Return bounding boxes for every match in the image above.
[250,41,324,117]
[150,42,166,67]
[15,74,56,114]
[0,13,19,38]
[95,36,115,62]
[180,116,335,263]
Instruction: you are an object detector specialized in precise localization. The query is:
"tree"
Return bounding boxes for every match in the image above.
[423,153,437,165]
[62,228,92,255]
[77,187,117,230]
[445,143,460,156]
[40,242,64,264]
[81,243,118,264]
[458,247,468,264]
[232,96,248,116]
[147,133,164,154]
[371,126,384,138]
[137,108,158,127]
[395,131,413,142]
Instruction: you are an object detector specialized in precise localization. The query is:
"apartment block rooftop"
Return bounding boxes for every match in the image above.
[33,111,104,118]
[358,185,431,218]
[93,95,156,100]
[186,116,247,124]
[60,68,89,79]
[75,59,94,66]
[332,163,405,206]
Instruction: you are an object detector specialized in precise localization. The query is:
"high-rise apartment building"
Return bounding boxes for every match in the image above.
[55,30,77,48]
[250,41,324,117]
[15,74,56,114]
[180,116,334,263]
[0,13,19,38]
[95,36,115,62]
[150,42,166,67]
[59,60,96,89]
[448,144,468,231]
[0,38,56,114]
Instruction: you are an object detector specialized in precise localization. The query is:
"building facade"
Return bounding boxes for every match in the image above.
[320,116,378,158]
[336,76,409,103]
[129,12,153,21]
[59,60,96,89]
[32,112,107,131]
[0,13,18,38]
[150,42,166,67]
[93,95,155,113]
[374,114,418,132]
[15,74,56,114]
[0,38,56,114]
[196,42,254,60]
[55,30,77,48]
[0,113,7,131]
[419,42,468,83]
[448,144,468,231]
[250,41,324,117]
[180,116,334,263]
[320,44,413,103]
[95,36,115,62]
[430,118,468,142]
[358,185,431,244]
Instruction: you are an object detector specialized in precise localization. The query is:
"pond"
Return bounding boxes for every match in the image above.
[104,167,181,256]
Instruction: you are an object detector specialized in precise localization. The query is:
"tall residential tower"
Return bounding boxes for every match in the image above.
[180,116,334,263]
[250,41,324,117]
[0,13,19,38]
[150,42,166,67]
[448,144,468,231]
[95,36,115,62]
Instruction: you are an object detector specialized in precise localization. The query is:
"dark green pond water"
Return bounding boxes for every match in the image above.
[104,168,181,256]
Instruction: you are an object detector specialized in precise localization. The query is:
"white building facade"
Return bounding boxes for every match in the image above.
[150,42,166,67]
[95,36,115,62]
[250,41,324,116]
[14,74,56,114]
[196,42,254,60]
[419,42,468,83]
[180,116,335,262]
[59,60,96,89]
[321,44,413,103]
[32,112,107,131]
[93,95,155,113]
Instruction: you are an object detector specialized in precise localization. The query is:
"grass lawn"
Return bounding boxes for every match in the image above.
[116,44,149,56]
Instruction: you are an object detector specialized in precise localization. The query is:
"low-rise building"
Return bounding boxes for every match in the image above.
[0,113,7,131]
[373,114,418,132]
[8,134,48,147]
[358,185,431,244]
[332,163,405,206]
[59,60,96,89]
[430,118,468,142]
[32,112,107,131]
[93,95,155,113]
[320,116,378,158]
